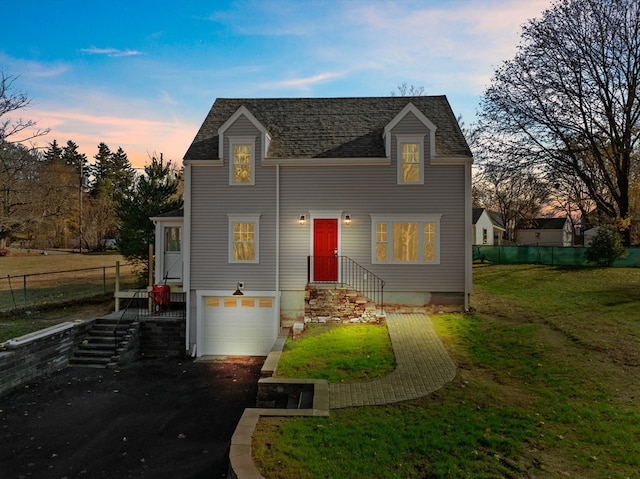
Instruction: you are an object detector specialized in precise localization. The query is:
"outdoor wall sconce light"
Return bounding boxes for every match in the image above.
[344,214,351,225]
[299,214,306,225]
[232,282,244,295]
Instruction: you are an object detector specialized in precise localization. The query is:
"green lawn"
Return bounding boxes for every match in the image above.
[274,322,396,383]
[0,251,136,341]
[253,265,640,478]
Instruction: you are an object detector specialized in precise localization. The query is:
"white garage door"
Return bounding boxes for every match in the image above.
[202,295,278,356]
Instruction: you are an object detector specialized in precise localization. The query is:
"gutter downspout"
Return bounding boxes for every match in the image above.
[464,159,473,312]
[183,164,192,354]
[276,164,280,312]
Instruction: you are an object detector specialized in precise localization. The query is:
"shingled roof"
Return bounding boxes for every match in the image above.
[184,96,472,162]
[520,217,568,230]
[473,208,506,230]
[151,209,184,218]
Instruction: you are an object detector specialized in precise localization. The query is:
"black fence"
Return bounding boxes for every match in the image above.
[1,264,138,313]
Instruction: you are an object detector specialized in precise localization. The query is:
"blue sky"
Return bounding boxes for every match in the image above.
[1,0,550,167]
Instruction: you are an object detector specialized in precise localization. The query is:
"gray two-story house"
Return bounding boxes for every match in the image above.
[160,96,473,357]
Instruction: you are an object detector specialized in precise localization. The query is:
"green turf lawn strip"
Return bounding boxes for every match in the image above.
[254,265,640,478]
[274,322,396,383]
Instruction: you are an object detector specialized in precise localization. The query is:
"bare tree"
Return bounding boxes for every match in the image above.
[474,162,550,243]
[478,0,640,244]
[0,143,41,248]
[0,71,49,143]
[35,160,80,248]
[83,195,116,251]
[390,83,425,97]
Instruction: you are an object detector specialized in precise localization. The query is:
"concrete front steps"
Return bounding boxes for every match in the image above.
[69,317,138,368]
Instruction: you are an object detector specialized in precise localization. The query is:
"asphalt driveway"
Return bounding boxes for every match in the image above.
[0,356,264,479]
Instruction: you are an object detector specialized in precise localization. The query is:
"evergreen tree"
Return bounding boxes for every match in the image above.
[90,143,135,201]
[62,140,88,175]
[90,142,113,198]
[110,146,136,200]
[43,140,63,163]
[585,227,628,267]
[116,154,183,269]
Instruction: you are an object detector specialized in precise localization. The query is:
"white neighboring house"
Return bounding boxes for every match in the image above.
[516,217,574,247]
[472,208,505,245]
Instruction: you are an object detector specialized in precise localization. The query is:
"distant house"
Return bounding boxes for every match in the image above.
[154,96,473,356]
[472,208,505,245]
[516,217,573,246]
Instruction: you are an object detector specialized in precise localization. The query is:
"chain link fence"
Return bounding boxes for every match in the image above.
[0,263,139,313]
[473,245,640,267]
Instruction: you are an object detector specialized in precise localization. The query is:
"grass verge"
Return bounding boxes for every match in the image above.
[274,322,396,383]
[253,265,640,478]
[0,295,115,342]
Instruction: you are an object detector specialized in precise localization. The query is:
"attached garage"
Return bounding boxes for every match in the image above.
[197,292,279,356]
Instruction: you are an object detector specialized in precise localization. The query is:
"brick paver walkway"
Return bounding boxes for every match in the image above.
[329,313,457,409]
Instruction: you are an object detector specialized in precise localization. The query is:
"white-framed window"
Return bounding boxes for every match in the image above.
[482,228,488,245]
[164,226,181,252]
[371,214,441,264]
[396,135,425,185]
[229,136,256,185]
[228,214,260,263]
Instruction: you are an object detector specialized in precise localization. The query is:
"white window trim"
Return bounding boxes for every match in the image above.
[229,136,256,186]
[151,219,183,285]
[370,213,442,264]
[228,214,261,264]
[396,134,425,185]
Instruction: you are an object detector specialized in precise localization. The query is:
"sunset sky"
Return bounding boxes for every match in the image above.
[1,0,551,168]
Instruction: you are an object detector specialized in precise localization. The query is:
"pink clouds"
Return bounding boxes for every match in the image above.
[28,108,196,168]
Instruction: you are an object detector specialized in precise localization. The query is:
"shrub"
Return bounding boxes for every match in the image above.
[584,227,627,266]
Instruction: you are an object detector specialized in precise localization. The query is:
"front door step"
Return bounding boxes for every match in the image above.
[304,285,382,323]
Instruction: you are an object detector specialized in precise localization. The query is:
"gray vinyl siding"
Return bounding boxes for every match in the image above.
[190,109,467,298]
[395,111,433,158]
[190,117,277,291]
[279,111,465,294]
[278,162,465,294]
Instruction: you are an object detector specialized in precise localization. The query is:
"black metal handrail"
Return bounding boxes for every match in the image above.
[113,289,187,353]
[113,290,145,353]
[307,256,385,311]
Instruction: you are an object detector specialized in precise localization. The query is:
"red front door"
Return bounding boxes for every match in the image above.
[313,219,338,281]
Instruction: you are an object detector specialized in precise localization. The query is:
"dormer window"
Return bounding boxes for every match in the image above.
[229,136,256,185]
[397,135,424,184]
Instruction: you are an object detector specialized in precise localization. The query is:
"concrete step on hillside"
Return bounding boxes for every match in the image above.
[68,355,113,368]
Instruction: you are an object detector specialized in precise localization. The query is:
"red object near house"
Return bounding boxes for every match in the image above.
[313,219,338,281]
[151,284,171,312]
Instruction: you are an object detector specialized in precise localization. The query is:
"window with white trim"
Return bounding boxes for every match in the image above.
[228,214,260,263]
[229,136,256,185]
[396,135,425,184]
[164,227,181,252]
[372,214,441,264]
